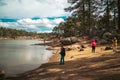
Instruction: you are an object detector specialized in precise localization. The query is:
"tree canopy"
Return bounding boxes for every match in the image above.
[52,0,120,38]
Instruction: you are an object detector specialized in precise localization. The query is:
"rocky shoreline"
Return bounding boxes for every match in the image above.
[4,38,120,80]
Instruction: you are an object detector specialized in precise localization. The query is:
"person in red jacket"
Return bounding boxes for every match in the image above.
[91,39,96,53]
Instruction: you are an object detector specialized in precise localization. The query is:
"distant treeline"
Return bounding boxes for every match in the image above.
[0,27,38,38]
[0,27,54,39]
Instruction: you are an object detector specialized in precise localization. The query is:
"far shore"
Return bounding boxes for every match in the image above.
[0,36,41,40]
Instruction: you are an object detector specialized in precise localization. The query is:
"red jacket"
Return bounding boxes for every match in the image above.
[91,39,96,46]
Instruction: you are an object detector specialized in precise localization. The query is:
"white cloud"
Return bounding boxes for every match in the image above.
[0,18,65,33]
[17,18,64,28]
[0,22,9,28]
[18,18,41,25]
[0,0,69,33]
[0,0,70,18]
[37,30,52,33]
[53,18,64,24]
[27,25,37,29]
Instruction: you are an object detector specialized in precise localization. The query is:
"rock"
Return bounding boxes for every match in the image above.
[115,50,120,53]
[103,32,112,39]
[0,70,5,79]
[81,45,85,48]
[104,46,112,50]
[80,48,84,51]
[66,48,72,51]
[60,37,78,45]
[100,39,108,44]
[62,71,65,74]
[70,56,74,58]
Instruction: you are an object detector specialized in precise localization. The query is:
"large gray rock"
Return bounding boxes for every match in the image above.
[100,39,108,44]
[103,32,112,39]
[60,37,78,45]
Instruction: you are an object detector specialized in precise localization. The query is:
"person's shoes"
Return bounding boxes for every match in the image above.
[59,63,65,65]
[59,63,62,65]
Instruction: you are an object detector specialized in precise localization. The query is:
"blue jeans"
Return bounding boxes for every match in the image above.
[60,55,65,64]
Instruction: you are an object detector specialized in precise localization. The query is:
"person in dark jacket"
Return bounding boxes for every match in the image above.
[59,45,66,65]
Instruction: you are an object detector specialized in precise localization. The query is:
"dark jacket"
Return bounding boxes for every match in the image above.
[60,47,65,56]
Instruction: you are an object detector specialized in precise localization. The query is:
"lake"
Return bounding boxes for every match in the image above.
[0,40,53,76]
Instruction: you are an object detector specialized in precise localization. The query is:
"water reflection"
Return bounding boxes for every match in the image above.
[0,40,53,76]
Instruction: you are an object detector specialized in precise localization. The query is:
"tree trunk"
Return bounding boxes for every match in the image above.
[118,0,120,32]
[88,0,91,36]
[106,0,110,27]
[113,0,116,28]
[82,1,85,34]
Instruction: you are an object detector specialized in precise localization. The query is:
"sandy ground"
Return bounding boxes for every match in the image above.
[8,40,120,80]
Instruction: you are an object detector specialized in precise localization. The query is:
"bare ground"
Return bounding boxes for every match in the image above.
[8,40,120,80]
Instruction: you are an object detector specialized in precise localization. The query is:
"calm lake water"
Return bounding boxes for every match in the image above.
[0,40,53,76]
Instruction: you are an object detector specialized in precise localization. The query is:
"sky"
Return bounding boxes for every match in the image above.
[0,0,70,33]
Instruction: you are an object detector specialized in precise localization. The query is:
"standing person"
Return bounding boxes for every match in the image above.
[112,37,117,52]
[59,45,66,65]
[91,39,96,53]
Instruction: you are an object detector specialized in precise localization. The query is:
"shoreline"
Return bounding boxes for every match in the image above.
[7,40,120,80]
[0,40,53,78]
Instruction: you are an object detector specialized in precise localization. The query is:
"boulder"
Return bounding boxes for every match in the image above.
[60,37,78,45]
[80,48,84,51]
[103,32,112,39]
[0,70,5,79]
[100,39,108,44]
[104,46,112,50]
[81,44,86,48]
[66,47,72,51]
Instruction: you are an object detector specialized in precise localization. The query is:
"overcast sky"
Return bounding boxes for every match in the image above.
[0,0,70,33]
